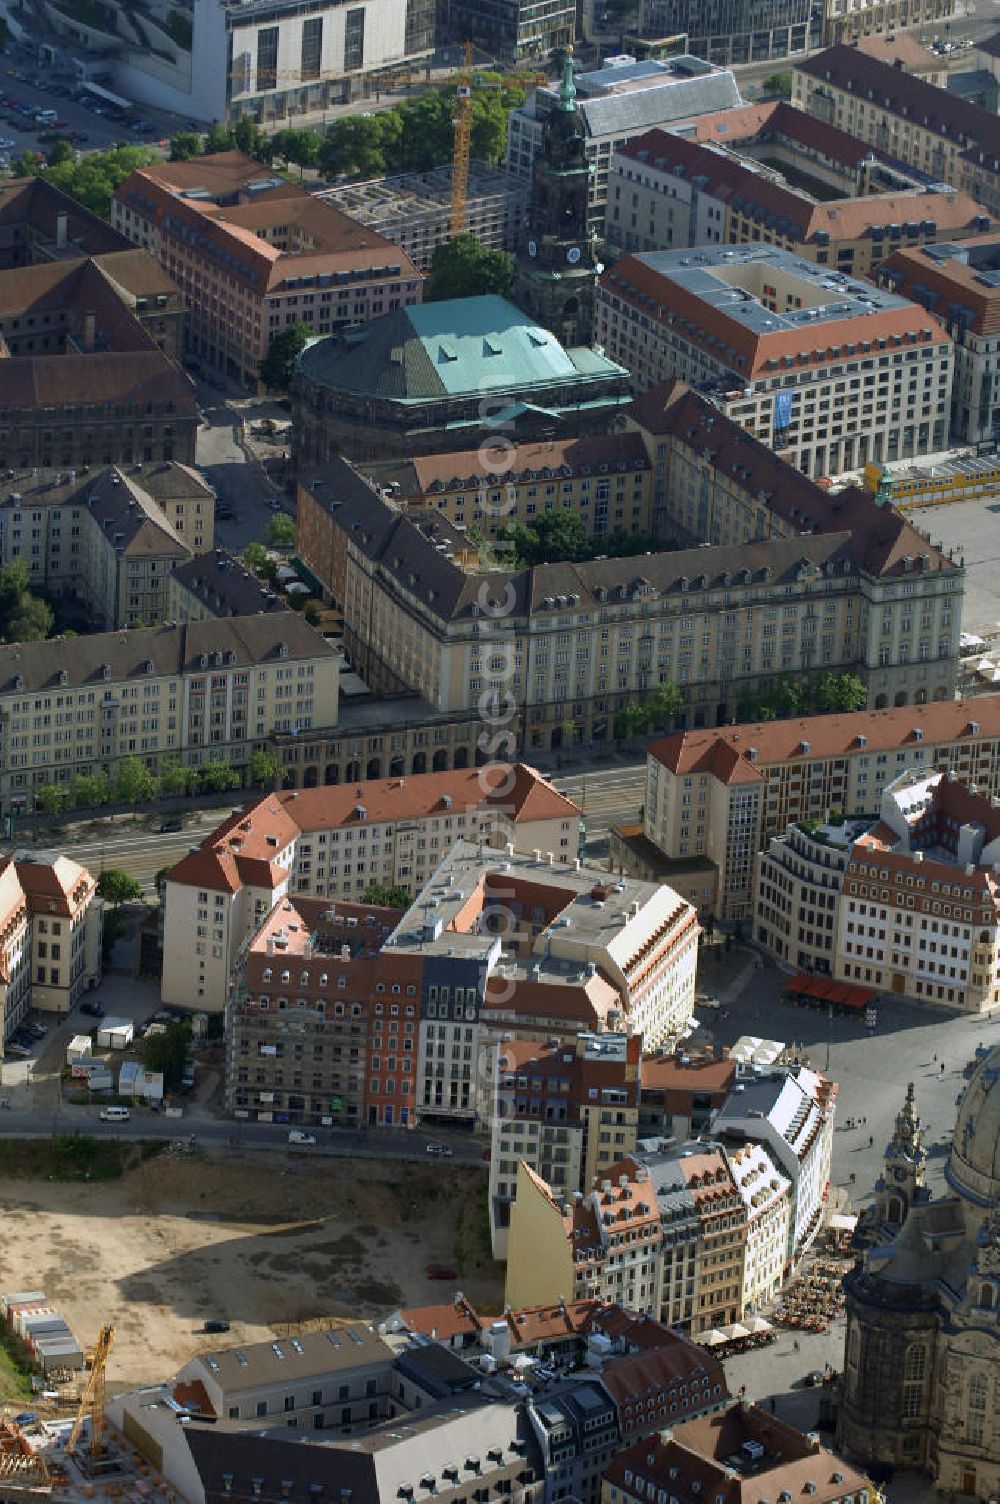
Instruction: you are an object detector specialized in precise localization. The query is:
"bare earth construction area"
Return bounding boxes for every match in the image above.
[0,1149,500,1393]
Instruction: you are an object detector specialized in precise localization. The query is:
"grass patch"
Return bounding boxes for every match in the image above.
[0,1324,37,1404]
[454,1178,504,1283]
[0,1136,166,1181]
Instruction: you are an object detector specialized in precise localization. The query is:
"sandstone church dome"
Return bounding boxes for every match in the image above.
[946,1044,1000,1210]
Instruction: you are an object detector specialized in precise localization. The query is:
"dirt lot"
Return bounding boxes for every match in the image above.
[0,1148,501,1394]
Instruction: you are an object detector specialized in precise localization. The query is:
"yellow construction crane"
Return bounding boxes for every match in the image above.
[66,1325,115,1466]
[449,41,476,239]
[449,49,549,238]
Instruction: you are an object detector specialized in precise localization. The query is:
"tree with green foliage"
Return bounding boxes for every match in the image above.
[197,761,241,793]
[204,120,236,154]
[499,511,592,567]
[616,701,653,739]
[114,755,158,812]
[426,233,514,302]
[233,116,272,159]
[317,111,403,179]
[142,1019,190,1090]
[762,71,793,98]
[646,679,684,728]
[5,591,53,643]
[243,541,276,578]
[170,131,203,161]
[616,680,684,739]
[0,560,52,643]
[259,321,311,390]
[39,143,155,220]
[737,671,868,722]
[158,757,193,797]
[249,748,282,788]
[812,670,868,713]
[46,138,75,168]
[97,868,143,907]
[271,126,321,176]
[12,150,40,179]
[267,512,296,550]
[74,770,110,808]
[36,783,72,817]
[360,883,411,909]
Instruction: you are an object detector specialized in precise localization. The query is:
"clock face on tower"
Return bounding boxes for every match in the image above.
[566,246,581,264]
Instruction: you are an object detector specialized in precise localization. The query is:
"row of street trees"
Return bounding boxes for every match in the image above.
[169,74,527,181]
[736,672,868,722]
[34,749,283,818]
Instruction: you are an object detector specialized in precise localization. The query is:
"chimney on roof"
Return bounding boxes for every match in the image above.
[56,212,68,249]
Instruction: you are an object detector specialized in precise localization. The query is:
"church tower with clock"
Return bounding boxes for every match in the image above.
[515,50,598,349]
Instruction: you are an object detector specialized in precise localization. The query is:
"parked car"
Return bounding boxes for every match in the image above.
[288,1130,317,1146]
[425,1265,458,1280]
[425,1142,453,1157]
[158,817,183,833]
[5,1043,30,1058]
[803,1371,824,1388]
[80,999,104,1017]
[203,1320,230,1334]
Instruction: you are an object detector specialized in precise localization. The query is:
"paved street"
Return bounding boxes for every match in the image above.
[703,948,992,1209]
[195,389,289,556]
[904,492,1000,636]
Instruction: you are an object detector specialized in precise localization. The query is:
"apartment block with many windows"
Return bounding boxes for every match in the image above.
[0,853,102,1032]
[489,1032,642,1257]
[113,153,422,387]
[596,244,954,478]
[754,771,1000,1014]
[793,46,1000,216]
[643,698,999,921]
[366,432,654,543]
[0,616,338,824]
[0,465,212,630]
[606,123,989,273]
[161,764,581,1012]
[878,233,1000,444]
[297,448,961,760]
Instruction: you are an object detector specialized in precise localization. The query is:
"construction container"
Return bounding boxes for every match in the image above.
[98,1019,134,1050]
[0,1293,44,1318]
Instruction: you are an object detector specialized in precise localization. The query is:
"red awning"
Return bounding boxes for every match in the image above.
[784,974,875,1012]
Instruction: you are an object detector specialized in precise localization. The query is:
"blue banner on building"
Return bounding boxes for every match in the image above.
[774,389,793,431]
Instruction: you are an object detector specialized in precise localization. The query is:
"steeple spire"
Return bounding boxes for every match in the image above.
[558,48,577,111]
[893,1081,922,1159]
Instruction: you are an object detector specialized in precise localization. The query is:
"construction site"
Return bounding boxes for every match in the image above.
[317,162,528,270]
[0,1145,500,1504]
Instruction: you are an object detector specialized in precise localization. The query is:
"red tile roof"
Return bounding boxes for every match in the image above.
[15,855,96,916]
[649,698,1000,782]
[640,1054,736,1106]
[627,380,955,579]
[798,44,1000,169]
[602,252,948,381]
[166,796,301,893]
[881,232,1000,336]
[606,1404,870,1504]
[615,125,984,247]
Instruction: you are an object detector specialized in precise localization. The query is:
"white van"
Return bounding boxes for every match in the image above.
[288,1129,316,1145]
[100,1105,130,1122]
